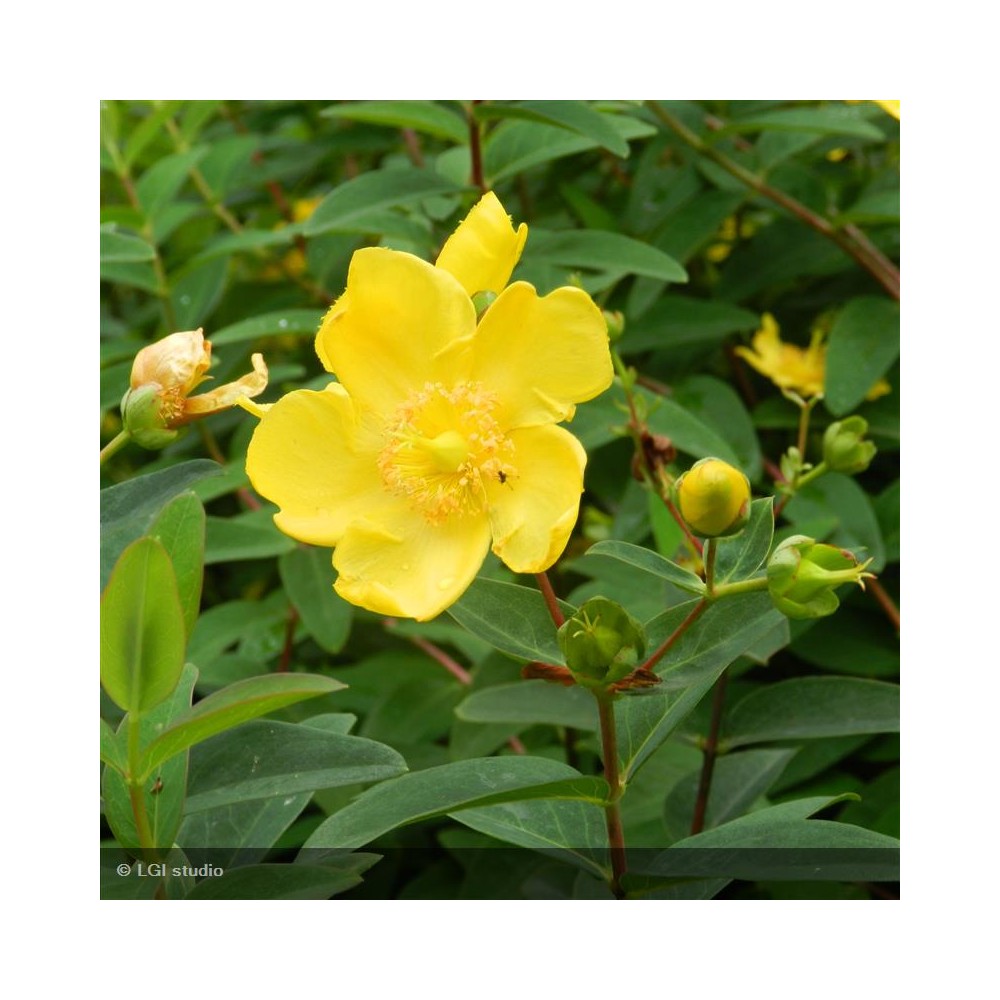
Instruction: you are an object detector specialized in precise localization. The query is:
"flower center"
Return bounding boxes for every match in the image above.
[378,381,515,523]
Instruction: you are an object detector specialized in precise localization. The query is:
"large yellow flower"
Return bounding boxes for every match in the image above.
[246,192,613,620]
[736,313,890,401]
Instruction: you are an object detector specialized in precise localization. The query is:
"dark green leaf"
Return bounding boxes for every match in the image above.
[721,107,885,141]
[643,389,743,468]
[100,230,154,264]
[479,101,631,157]
[280,546,353,654]
[713,498,773,585]
[723,677,900,748]
[101,461,221,587]
[184,719,407,812]
[101,537,186,715]
[584,540,706,595]
[184,862,371,900]
[148,492,205,638]
[322,101,468,142]
[170,257,228,329]
[136,148,205,219]
[456,681,599,730]
[825,297,900,415]
[448,578,573,664]
[210,309,324,347]
[306,169,463,236]
[526,230,687,283]
[624,296,758,353]
[140,673,347,776]
[204,515,297,563]
[305,757,586,849]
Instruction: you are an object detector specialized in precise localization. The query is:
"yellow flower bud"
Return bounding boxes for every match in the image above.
[122,329,268,449]
[675,458,751,538]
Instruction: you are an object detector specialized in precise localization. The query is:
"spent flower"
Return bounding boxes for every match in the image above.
[246,193,613,620]
[122,329,267,449]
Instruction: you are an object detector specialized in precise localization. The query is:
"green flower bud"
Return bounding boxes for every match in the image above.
[767,535,874,619]
[120,386,180,450]
[557,597,646,688]
[675,458,751,538]
[823,416,876,475]
[603,310,625,342]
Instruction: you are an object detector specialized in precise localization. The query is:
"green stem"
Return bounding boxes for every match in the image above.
[704,538,718,596]
[795,461,829,491]
[646,102,900,301]
[711,576,769,599]
[594,692,627,898]
[126,714,156,854]
[100,429,131,464]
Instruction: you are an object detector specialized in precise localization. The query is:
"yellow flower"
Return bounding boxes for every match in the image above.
[735,314,890,401]
[246,192,613,620]
[125,328,268,431]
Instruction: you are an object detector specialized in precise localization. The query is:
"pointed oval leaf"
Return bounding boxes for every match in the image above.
[584,540,706,595]
[101,537,186,715]
[149,492,205,638]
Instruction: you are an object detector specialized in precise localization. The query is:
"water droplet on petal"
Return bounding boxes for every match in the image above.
[438,577,454,591]
[401,563,411,571]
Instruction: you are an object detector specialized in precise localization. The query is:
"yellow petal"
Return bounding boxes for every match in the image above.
[472,282,613,428]
[435,192,528,297]
[485,424,586,573]
[183,353,269,421]
[874,100,900,119]
[245,384,389,546]
[334,505,491,621]
[865,378,892,401]
[316,248,476,414]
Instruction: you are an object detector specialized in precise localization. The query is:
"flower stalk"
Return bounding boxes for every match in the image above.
[594,692,627,898]
[100,429,132,465]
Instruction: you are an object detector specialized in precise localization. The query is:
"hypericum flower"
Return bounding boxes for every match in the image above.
[735,313,890,401]
[675,457,751,538]
[246,192,613,620]
[122,329,268,448]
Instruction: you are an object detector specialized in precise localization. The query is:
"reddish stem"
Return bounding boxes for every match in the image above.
[868,579,900,632]
[535,572,565,627]
[690,668,730,835]
[640,599,708,674]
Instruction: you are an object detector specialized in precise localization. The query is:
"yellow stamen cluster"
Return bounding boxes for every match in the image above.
[378,381,515,523]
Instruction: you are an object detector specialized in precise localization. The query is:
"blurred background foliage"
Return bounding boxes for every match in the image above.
[100,100,899,899]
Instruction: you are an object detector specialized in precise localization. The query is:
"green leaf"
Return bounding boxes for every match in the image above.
[305,169,463,236]
[673,376,762,480]
[448,578,573,664]
[179,794,312,866]
[619,595,786,780]
[101,460,221,587]
[792,608,899,677]
[210,309,324,346]
[485,117,655,182]
[183,719,407,812]
[204,515,297,564]
[642,389,743,468]
[170,257,228,329]
[453,798,609,876]
[279,546,353,654]
[122,100,184,166]
[136,148,206,220]
[723,677,900,748]
[455,681,599,731]
[101,537,186,715]
[526,230,687,283]
[662,748,797,840]
[100,718,125,773]
[584,540,706,596]
[100,230,154,264]
[824,297,900,415]
[322,100,468,142]
[623,295,759,352]
[713,498,773,585]
[139,673,347,776]
[720,107,885,141]
[184,861,372,900]
[189,226,299,265]
[784,472,886,572]
[836,188,900,226]
[148,492,205,638]
[102,664,198,850]
[479,101,630,157]
[304,757,585,849]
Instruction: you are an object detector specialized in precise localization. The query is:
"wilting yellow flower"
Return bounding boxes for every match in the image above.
[736,314,890,401]
[123,329,268,445]
[246,192,613,620]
